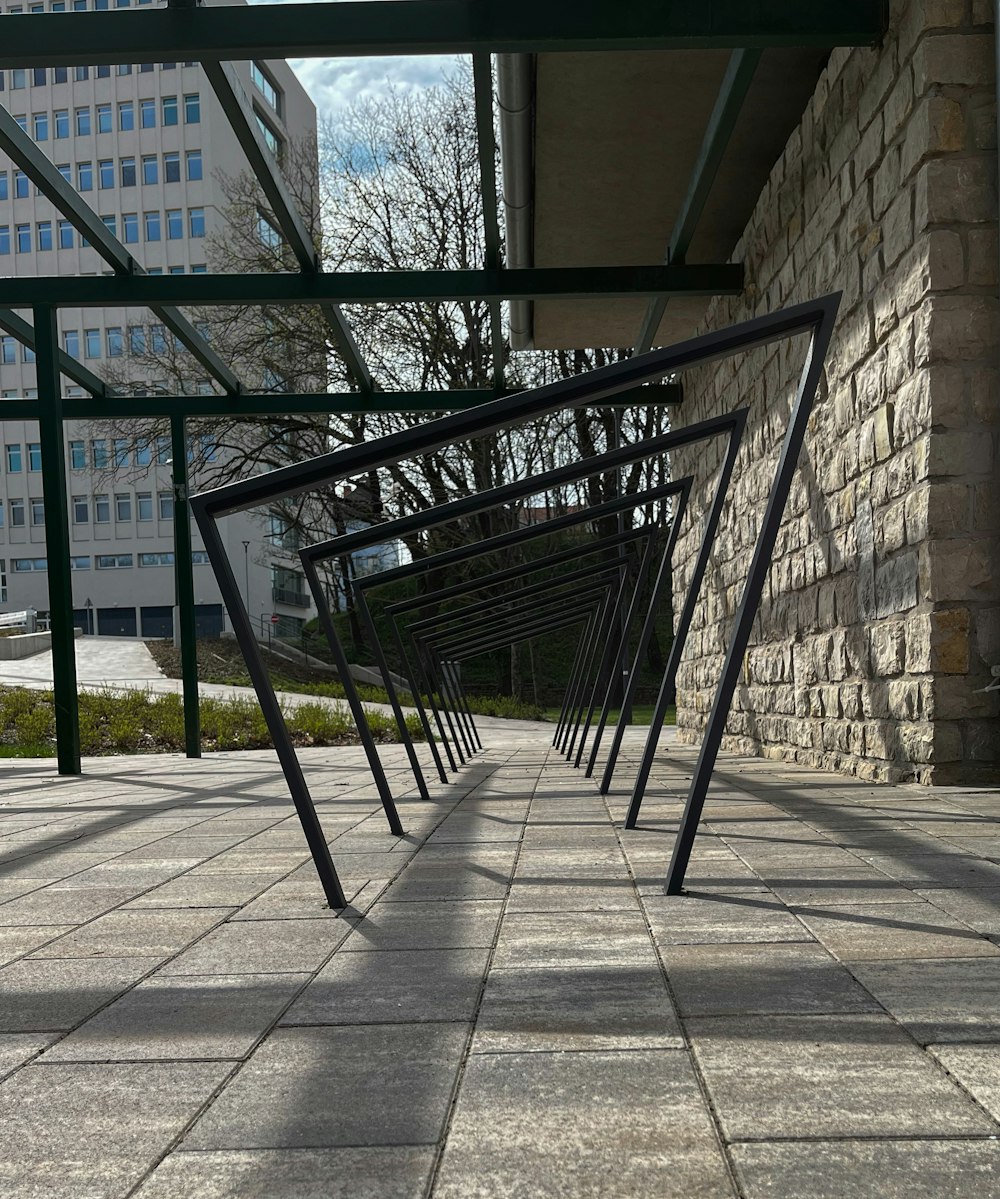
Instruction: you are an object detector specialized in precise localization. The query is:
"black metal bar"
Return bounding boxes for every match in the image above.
[299,556,405,834]
[634,49,762,353]
[170,416,201,759]
[663,301,839,892]
[0,264,743,310]
[189,504,349,908]
[34,305,80,776]
[473,53,505,392]
[0,309,111,398]
[561,594,613,755]
[623,408,750,819]
[0,2,889,66]
[386,614,455,776]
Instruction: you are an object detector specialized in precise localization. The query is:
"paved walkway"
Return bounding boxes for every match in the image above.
[2,725,1000,1196]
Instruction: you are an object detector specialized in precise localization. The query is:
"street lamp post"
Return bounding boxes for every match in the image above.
[242,540,251,631]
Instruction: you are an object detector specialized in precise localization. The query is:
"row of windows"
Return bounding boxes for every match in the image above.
[0,207,205,254]
[1,152,202,203]
[0,489,173,527]
[9,551,212,574]
[1,65,199,91]
[67,434,217,469]
[0,312,208,366]
[8,1,160,11]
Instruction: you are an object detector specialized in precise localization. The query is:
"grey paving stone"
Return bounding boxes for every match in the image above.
[0,1032,56,1079]
[0,1060,230,1199]
[0,924,74,966]
[125,873,279,909]
[133,1147,437,1198]
[849,957,1000,1043]
[41,972,308,1061]
[161,918,350,976]
[341,900,503,951]
[732,1139,1000,1199]
[764,867,923,906]
[0,850,115,881]
[492,911,658,969]
[505,881,640,913]
[472,964,682,1052]
[184,1023,469,1148]
[29,907,234,960]
[0,956,151,1031]
[434,1049,733,1199]
[380,870,511,902]
[229,879,380,921]
[643,892,812,946]
[283,946,490,1025]
[916,887,1000,934]
[857,854,1000,888]
[792,900,1000,961]
[0,885,139,925]
[662,942,880,1017]
[687,1013,994,1140]
[192,850,312,875]
[927,1044,1000,1124]
[635,856,764,892]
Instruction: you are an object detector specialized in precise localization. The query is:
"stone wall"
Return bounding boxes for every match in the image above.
[672,0,1000,784]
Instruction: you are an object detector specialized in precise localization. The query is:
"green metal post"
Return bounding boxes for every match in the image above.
[171,415,201,757]
[33,304,81,774]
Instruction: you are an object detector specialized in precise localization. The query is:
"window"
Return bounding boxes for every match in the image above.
[31,67,46,87]
[75,107,90,136]
[27,443,41,472]
[30,498,44,526]
[98,159,114,189]
[136,491,153,520]
[185,149,202,181]
[96,65,110,78]
[200,434,219,462]
[162,95,178,126]
[54,109,69,138]
[95,103,112,134]
[53,66,68,84]
[74,66,89,82]
[72,495,89,523]
[106,328,123,358]
[0,227,8,256]
[116,63,132,76]
[10,499,25,527]
[255,112,280,157]
[257,213,281,248]
[13,559,47,572]
[56,163,71,184]
[91,438,108,467]
[139,62,154,72]
[122,212,138,244]
[22,345,35,366]
[191,550,211,565]
[183,92,201,123]
[114,493,131,521]
[143,211,160,242]
[6,444,22,472]
[137,100,156,132]
[96,553,133,569]
[120,156,136,187]
[14,115,27,134]
[32,111,48,141]
[70,557,90,571]
[0,339,13,366]
[58,220,73,249]
[36,220,52,251]
[15,224,30,253]
[102,215,117,238]
[128,325,146,355]
[118,101,134,131]
[139,551,174,567]
[191,263,207,273]
[0,173,6,201]
[77,161,93,192]
[158,490,173,519]
[141,155,157,184]
[11,69,25,90]
[188,207,205,238]
[166,208,183,239]
[94,494,110,523]
[84,329,101,359]
[69,439,85,469]
[155,435,170,464]
[251,61,280,111]
[168,266,184,275]
[111,438,129,468]
[64,329,81,358]
[14,170,28,198]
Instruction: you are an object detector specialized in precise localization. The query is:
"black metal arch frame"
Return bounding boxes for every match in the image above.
[190,295,839,906]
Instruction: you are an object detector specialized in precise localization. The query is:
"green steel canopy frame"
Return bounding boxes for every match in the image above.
[0,2,884,788]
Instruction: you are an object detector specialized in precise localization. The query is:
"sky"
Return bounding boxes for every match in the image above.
[246,0,462,123]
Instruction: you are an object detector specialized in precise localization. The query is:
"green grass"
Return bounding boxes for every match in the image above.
[0,685,423,758]
[541,703,676,726]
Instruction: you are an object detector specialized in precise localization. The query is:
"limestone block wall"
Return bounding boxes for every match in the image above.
[672,0,1000,784]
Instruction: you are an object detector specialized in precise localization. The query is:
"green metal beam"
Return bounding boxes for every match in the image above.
[170,416,201,760]
[0,264,743,309]
[33,305,81,775]
[635,48,761,354]
[0,383,681,421]
[0,1,889,67]
[473,54,505,392]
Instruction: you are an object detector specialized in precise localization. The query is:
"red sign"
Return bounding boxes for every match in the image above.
[270,614,279,624]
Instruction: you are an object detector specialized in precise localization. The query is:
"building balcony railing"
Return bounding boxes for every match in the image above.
[272,587,310,608]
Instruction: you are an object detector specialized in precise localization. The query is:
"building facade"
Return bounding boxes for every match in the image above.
[0,0,319,643]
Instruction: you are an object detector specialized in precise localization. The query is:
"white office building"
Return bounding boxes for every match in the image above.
[0,0,319,642]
